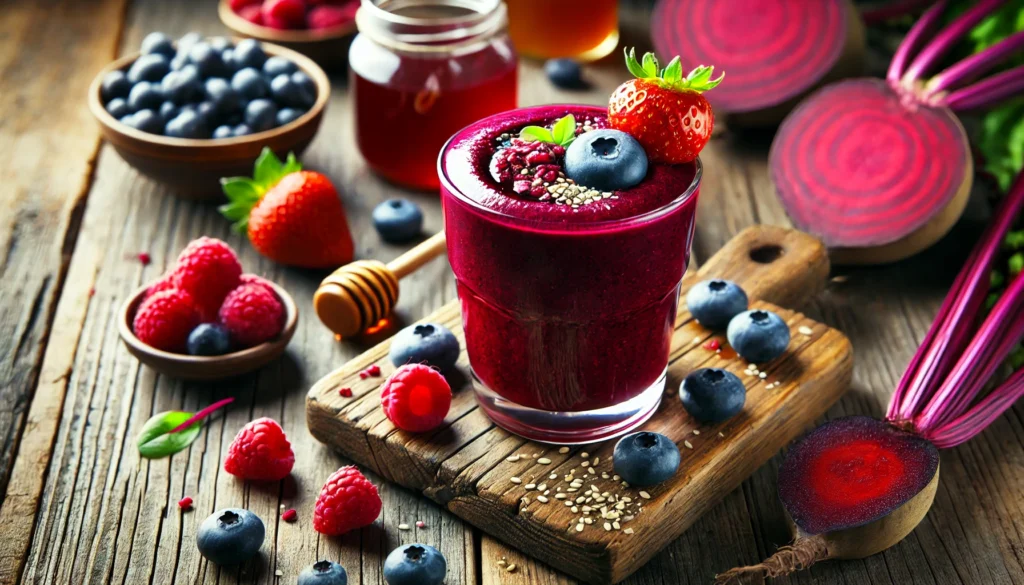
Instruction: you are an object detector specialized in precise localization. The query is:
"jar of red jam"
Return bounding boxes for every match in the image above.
[350,0,518,191]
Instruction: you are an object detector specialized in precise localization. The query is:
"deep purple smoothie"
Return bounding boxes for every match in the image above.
[440,105,700,413]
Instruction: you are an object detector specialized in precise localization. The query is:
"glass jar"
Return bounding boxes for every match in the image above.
[350,0,519,191]
[505,0,619,61]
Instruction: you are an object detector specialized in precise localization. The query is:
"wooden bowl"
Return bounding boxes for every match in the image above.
[88,41,330,201]
[118,281,298,380]
[218,0,356,70]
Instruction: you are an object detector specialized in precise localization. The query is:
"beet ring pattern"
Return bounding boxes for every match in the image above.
[769,79,969,248]
[652,0,849,113]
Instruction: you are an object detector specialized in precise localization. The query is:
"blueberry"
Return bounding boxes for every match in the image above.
[188,42,228,78]
[101,70,132,101]
[685,279,748,330]
[194,101,217,124]
[177,32,203,54]
[161,65,203,104]
[544,58,584,89]
[298,560,348,585]
[204,77,241,115]
[127,53,170,84]
[232,67,269,100]
[122,109,164,134]
[127,81,164,111]
[564,129,648,191]
[221,49,238,74]
[165,109,208,139]
[196,508,264,566]
[213,125,234,139]
[383,544,446,585]
[159,100,180,121]
[263,56,298,78]
[679,368,746,423]
[233,38,267,70]
[388,323,460,372]
[727,309,790,363]
[233,124,253,137]
[187,323,231,355]
[612,431,680,487]
[270,74,315,109]
[208,36,233,52]
[105,97,131,119]
[276,108,303,126]
[291,71,316,102]
[372,199,423,243]
[140,32,175,58]
[245,99,278,132]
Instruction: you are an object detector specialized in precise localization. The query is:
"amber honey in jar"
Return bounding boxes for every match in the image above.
[505,0,619,61]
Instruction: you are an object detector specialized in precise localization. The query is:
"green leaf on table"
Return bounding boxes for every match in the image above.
[137,411,202,459]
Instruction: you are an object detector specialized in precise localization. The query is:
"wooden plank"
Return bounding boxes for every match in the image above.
[308,226,854,584]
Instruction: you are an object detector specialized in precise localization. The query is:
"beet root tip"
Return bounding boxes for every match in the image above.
[714,536,829,585]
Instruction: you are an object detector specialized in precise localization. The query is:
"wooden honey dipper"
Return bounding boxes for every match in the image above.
[315,231,448,338]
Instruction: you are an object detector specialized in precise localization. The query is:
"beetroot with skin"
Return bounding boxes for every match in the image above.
[778,416,938,536]
[652,0,864,123]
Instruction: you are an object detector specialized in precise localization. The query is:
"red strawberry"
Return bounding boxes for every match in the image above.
[608,49,723,164]
[220,149,354,269]
[262,0,306,29]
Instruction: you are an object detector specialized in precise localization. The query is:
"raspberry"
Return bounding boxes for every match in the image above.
[223,417,295,481]
[381,364,452,432]
[218,283,284,347]
[228,0,259,10]
[489,138,567,200]
[281,508,297,522]
[308,5,356,29]
[144,272,175,298]
[238,273,278,298]
[172,237,242,321]
[313,466,382,535]
[239,4,263,24]
[178,496,193,510]
[132,289,201,352]
[262,0,306,29]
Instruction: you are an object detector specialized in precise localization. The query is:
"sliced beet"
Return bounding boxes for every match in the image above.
[778,416,938,536]
[770,78,972,263]
[652,0,863,120]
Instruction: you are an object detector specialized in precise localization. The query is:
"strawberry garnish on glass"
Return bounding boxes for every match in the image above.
[609,48,724,164]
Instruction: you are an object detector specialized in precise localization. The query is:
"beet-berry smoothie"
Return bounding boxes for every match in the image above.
[439,104,701,441]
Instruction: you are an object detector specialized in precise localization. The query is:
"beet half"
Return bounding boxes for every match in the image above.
[652,0,865,126]
[770,0,1024,264]
[716,171,1024,584]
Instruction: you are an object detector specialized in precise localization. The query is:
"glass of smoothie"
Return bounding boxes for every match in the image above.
[439,104,701,443]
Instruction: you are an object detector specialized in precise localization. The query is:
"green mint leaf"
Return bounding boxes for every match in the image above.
[662,57,682,84]
[137,411,202,459]
[624,47,648,79]
[520,126,555,143]
[253,147,284,186]
[641,52,660,78]
[551,114,577,147]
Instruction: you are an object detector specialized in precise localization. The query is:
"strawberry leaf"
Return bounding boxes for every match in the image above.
[254,148,285,185]
[622,47,724,93]
[220,148,303,233]
[642,52,660,77]
[624,48,649,79]
[137,411,202,459]
[662,57,683,84]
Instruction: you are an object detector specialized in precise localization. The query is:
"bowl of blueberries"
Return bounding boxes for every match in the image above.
[88,31,330,200]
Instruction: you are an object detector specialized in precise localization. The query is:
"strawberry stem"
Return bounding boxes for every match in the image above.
[169,397,235,434]
[623,47,723,93]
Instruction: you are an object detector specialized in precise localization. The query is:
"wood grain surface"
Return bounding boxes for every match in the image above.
[1,1,1023,584]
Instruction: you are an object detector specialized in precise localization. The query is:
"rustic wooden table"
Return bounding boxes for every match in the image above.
[2,1,1023,584]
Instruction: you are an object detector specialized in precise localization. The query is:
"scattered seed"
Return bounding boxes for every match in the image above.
[581,452,590,458]
[759,372,767,379]
[276,569,284,577]
[799,326,814,336]
[692,336,701,345]
[639,491,651,500]
[558,447,570,454]
[537,496,549,503]
[692,430,700,435]
[592,457,600,465]
[506,564,517,573]
[398,523,410,530]
[718,432,725,438]
[538,457,552,464]
[624,528,635,534]
[511,477,522,484]
[684,440,693,449]
[416,521,426,528]
[506,455,520,462]
[550,473,558,480]
[525,483,536,490]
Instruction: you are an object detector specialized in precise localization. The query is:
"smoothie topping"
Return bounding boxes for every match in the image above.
[609,48,722,164]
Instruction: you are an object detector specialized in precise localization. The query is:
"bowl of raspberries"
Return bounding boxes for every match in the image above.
[219,0,359,70]
[88,32,329,200]
[118,237,298,380]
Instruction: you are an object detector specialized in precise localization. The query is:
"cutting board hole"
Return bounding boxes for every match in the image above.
[750,245,784,264]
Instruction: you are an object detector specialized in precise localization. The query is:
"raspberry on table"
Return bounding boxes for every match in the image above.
[218,283,285,347]
[381,364,452,432]
[132,289,201,352]
[172,237,242,320]
[313,466,382,535]
[223,417,295,481]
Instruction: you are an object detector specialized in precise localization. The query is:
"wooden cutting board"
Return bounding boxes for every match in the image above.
[306,225,853,584]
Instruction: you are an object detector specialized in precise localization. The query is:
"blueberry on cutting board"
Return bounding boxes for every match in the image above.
[680,368,746,423]
[388,323,460,372]
[613,431,680,486]
[383,544,447,585]
[727,309,790,363]
[686,279,749,330]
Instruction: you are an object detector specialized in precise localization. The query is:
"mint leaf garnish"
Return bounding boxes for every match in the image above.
[520,115,577,148]
[136,397,234,459]
[624,47,724,93]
